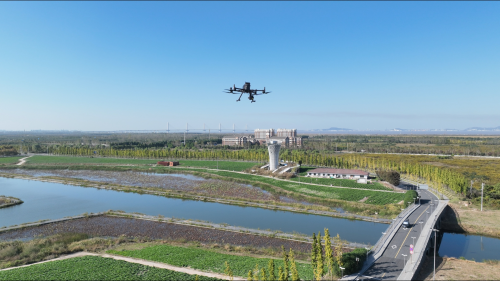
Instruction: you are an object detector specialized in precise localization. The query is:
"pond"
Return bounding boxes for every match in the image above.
[0,177,386,245]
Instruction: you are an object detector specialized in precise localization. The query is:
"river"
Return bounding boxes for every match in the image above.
[0,177,385,245]
[1,176,499,261]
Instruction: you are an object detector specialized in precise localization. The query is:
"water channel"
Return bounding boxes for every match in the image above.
[1,176,500,261]
[0,177,385,245]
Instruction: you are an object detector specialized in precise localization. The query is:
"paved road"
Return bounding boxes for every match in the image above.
[361,186,439,280]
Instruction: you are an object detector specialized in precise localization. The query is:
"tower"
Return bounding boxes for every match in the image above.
[267,141,281,171]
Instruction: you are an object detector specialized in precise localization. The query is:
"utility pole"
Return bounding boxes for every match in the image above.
[432,228,440,281]
[481,183,484,212]
[233,124,235,134]
[219,123,221,134]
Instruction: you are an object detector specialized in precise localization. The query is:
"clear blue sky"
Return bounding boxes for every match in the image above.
[1,2,499,131]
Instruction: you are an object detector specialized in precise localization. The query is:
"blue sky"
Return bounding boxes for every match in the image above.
[1,2,499,131]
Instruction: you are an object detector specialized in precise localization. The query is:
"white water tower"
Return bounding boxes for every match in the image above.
[267,141,281,171]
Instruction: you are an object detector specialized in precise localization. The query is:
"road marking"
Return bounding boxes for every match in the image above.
[394,204,430,258]
[391,245,397,249]
[381,272,386,278]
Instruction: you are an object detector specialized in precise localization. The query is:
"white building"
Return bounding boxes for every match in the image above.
[306,168,369,179]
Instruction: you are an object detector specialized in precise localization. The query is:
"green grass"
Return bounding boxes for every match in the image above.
[108,244,314,280]
[27,156,158,165]
[175,168,404,205]
[177,160,258,171]
[0,256,221,281]
[290,177,390,191]
[26,156,258,171]
[0,156,23,164]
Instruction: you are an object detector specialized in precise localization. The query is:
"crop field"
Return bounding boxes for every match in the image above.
[26,156,258,171]
[175,169,404,205]
[0,256,221,280]
[0,216,312,253]
[0,156,22,164]
[109,244,314,280]
[27,155,157,165]
[1,169,282,202]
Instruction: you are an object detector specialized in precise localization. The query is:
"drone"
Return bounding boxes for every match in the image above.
[224,82,271,103]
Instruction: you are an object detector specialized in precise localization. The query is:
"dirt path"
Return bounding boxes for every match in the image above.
[16,155,32,166]
[0,251,244,280]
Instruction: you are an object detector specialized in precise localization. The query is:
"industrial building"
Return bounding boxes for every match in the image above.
[253,128,302,147]
[221,136,250,146]
[305,168,369,179]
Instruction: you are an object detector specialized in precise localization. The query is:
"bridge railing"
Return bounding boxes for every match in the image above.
[398,200,448,280]
[369,203,418,256]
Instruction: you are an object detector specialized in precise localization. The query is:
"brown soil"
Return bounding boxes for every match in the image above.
[358,197,368,203]
[415,256,500,280]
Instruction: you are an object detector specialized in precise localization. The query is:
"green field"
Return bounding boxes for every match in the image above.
[26,156,258,171]
[290,177,390,191]
[0,256,221,281]
[175,168,404,205]
[0,156,23,164]
[108,244,314,280]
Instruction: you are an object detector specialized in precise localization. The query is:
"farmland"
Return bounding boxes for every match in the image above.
[0,157,22,164]
[25,156,258,171]
[0,256,221,281]
[108,244,315,280]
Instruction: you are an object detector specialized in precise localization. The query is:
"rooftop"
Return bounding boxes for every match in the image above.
[306,168,369,176]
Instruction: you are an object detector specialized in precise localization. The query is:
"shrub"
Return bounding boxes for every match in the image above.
[376,170,401,186]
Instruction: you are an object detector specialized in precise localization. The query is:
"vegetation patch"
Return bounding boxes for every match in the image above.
[0,157,23,164]
[109,244,315,279]
[0,255,222,280]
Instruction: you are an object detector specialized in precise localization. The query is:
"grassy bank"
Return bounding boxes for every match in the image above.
[443,202,500,238]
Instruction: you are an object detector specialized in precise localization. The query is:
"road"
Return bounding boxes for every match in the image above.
[360,184,439,280]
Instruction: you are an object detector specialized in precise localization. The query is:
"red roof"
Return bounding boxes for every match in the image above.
[306,168,369,176]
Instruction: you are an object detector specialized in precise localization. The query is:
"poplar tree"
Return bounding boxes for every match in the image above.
[289,249,300,281]
[315,232,324,280]
[311,232,318,270]
[281,246,289,281]
[261,268,267,281]
[324,228,334,278]
[268,259,276,281]
[278,266,285,281]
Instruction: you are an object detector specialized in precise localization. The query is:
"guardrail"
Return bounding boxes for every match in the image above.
[369,204,418,256]
[342,203,419,280]
[398,200,448,280]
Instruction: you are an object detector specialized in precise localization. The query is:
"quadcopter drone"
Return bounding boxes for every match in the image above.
[224,82,271,103]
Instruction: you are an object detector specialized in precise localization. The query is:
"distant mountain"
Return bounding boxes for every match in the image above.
[464,126,500,131]
[322,127,353,131]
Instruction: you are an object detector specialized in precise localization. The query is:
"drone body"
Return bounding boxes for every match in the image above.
[224,82,271,103]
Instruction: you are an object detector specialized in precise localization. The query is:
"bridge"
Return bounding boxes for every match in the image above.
[343,183,449,280]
